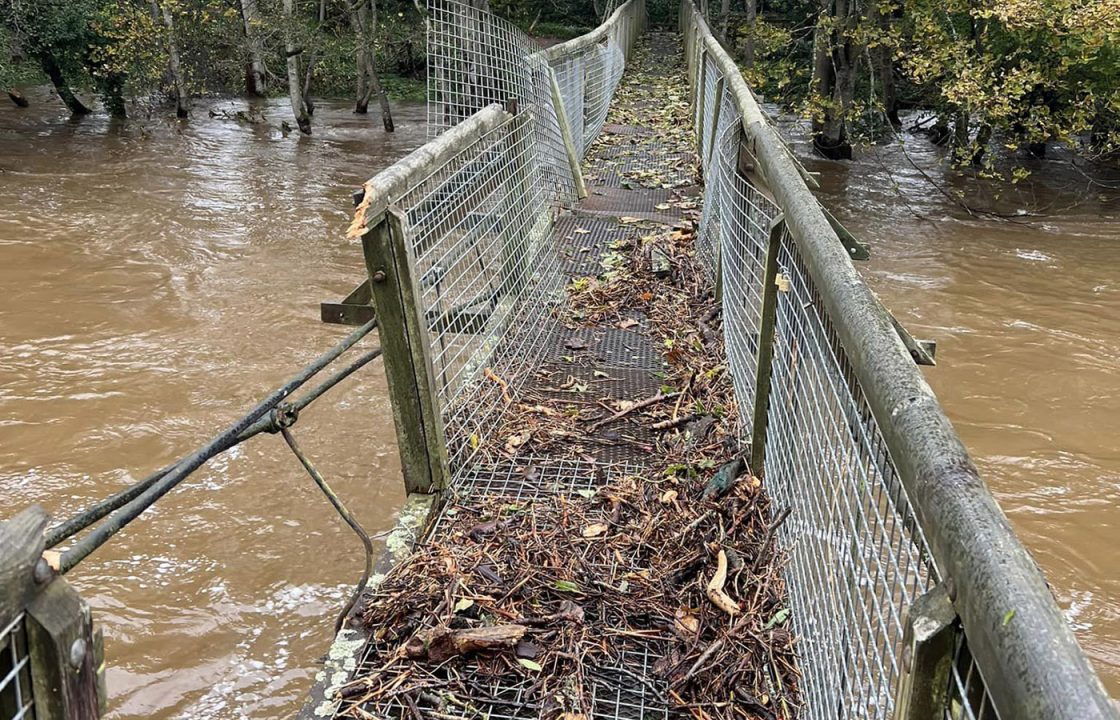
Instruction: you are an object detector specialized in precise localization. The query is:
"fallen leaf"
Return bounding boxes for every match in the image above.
[765,608,791,629]
[660,489,679,504]
[582,523,608,538]
[554,579,580,592]
[593,370,610,378]
[674,608,700,637]
[453,598,474,613]
[564,337,588,350]
[574,227,591,235]
[618,318,639,329]
[518,658,543,672]
[619,216,641,224]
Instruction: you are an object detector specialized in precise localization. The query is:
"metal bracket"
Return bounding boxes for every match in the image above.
[821,206,871,261]
[320,280,375,326]
[321,279,496,336]
[890,313,937,366]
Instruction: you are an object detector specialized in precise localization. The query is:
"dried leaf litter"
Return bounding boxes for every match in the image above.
[335,35,800,720]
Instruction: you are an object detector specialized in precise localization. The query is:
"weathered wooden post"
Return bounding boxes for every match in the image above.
[694,48,708,150]
[749,214,785,474]
[1,507,105,719]
[547,71,589,198]
[893,583,959,719]
[361,209,451,495]
[706,75,725,167]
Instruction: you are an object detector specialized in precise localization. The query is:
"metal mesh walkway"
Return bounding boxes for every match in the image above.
[334,33,724,720]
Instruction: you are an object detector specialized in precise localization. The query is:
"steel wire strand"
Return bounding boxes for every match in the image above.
[278,424,376,634]
[45,346,385,549]
[56,318,378,572]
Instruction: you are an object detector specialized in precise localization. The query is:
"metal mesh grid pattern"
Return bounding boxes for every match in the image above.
[946,637,999,720]
[428,0,576,204]
[394,112,563,411]
[337,458,669,720]
[761,234,937,719]
[0,615,34,720]
[679,17,1000,720]
[698,53,719,177]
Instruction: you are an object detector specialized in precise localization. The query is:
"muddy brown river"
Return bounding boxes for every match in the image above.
[1,89,1117,718]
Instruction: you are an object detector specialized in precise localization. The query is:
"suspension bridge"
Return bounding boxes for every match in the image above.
[1,2,1115,720]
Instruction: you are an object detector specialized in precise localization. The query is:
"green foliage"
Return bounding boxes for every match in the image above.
[720,0,1120,164]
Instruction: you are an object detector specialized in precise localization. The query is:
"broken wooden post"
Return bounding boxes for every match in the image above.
[749,214,785,474]
[362,208,450,494]
[893,583,958,720]
[547,70,588,199]
[1,506,105,719]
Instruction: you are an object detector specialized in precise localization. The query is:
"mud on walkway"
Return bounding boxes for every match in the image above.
[331,34,800,720]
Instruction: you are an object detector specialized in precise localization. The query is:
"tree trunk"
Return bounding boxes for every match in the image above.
[351,0,394,131]
[97,73,128,119]
[810,0,855,160]
[240,0,268,97]
[743,0,756,67]
[871,0,897,127]
[283,0,312,134]
[718,0,730,44]
[7,89,29,107]
[301,0,326,116]
[38,54,92,115]
[153,0,190,117]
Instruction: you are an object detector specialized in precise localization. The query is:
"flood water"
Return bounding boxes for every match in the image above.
[1,87,1117,720]
[0,90,429,718]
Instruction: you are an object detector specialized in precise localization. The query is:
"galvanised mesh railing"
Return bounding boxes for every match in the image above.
[349,0,645,474]
[0,615,34,720]
[681,3,1115,720]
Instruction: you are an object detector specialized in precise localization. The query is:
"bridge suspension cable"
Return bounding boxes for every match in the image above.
[44,316,384,614]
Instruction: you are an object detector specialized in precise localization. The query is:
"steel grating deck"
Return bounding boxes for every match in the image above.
[338,32,700,720]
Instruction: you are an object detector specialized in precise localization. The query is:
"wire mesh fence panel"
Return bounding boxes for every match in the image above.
[428,0,576,206]
[389,112,565,469]
[0,615,34,720]
[694,82,737,278]
[698,54,719,177]
[553,56,586,158]
[760,232,938,720]
[947,636,1000,720]
[581,41,626,152]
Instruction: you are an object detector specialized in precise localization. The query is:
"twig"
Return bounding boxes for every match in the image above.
[588,391,681,431]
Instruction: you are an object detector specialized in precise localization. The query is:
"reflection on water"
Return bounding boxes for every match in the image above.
[790,116,1120,696]
[0,89,429,718]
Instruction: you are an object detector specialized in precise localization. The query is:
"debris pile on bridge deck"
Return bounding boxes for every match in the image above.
[334,34,800,720]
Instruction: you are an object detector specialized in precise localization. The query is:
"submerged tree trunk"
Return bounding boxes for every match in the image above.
[301,0,326,116]
[38,54,92,115]
[351,0,394,131]
[283,0,311,134]
[153,0,190,117]
[240,0,268,97]
[7,89,29,107]
[871,0,897,127]
[97,74,127,119]
[809,0,856,159]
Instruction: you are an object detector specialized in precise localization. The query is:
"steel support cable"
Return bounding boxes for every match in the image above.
[46,346,386,549]
[55,318,378,572]
[278,424,375,634]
